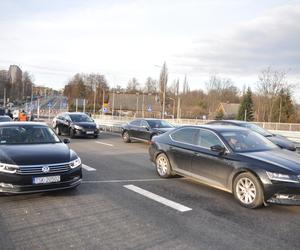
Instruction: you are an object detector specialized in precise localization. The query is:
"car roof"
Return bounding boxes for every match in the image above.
[180,124,249,133]
[0,121,48,127]
[209,120,249,125]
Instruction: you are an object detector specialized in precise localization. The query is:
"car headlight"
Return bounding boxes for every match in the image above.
[266,171,299,183]
[74,125,83,130]
[96,124,100,129]
[0,163,19,174]
[70,158,81,169]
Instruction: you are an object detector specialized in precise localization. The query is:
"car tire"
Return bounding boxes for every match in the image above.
[55,126,61,135]
[155,153,173,178]
[69,129,75,139]
[233,172,264,209]
[122,131,131,143]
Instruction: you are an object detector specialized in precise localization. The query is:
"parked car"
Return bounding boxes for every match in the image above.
[207,120,297,152]
[121,119,174,143]
[149,125,300,208]
[52,112,99,138]
[0,122,82,193]
[0,115,12,122]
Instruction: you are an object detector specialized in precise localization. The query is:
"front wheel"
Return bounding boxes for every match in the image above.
[233,172,264,209]
[122,131,131,143]
[155,153,173,178]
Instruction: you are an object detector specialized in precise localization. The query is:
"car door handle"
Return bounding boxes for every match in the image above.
[194,152,201,157]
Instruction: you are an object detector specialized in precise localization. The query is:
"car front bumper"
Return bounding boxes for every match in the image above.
[264,182,300,205]
[74,128,99,137]
[0,167,82,194]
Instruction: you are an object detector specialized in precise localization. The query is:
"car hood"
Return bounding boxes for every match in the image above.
[267,135,296,151]
[239,149,300,174]
[73,122,96,129]
[0,143,72,165]
[152,127,174,133]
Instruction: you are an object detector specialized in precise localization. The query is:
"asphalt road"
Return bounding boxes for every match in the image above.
[0,132,299,250]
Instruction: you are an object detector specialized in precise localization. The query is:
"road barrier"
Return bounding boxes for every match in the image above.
[93,116,300,142]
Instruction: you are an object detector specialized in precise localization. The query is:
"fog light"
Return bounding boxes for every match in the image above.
[0,183,13,188]
[276,194,295,200]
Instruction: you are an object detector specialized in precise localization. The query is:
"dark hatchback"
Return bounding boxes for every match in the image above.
[0,122,82,194]
[149,125,300,208]
[53,112,99,138]
[121,119,174,143]
[207,120,297,152]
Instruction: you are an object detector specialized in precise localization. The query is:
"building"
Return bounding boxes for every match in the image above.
[8,65,22,85]
[215,102,240,119]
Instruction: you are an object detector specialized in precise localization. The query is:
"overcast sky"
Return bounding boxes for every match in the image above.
[0,0,299,97]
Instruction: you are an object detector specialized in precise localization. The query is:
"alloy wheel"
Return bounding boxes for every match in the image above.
[156,155,168,176]
[235,177,257,204]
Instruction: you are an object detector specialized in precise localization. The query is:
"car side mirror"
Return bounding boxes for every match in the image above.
[63,138,70,144]
[142,125,150,131]
[210,145,226,155]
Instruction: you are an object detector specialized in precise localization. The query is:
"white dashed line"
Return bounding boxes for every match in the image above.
[95,141,114,147]
[124,184,192,213]
[83,178,169,183]
[82,164,97,171]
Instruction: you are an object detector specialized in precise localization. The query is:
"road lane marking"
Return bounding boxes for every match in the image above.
[82,178,172,183]
[82,164,97,171]
[123,184,192,212]
[95,141,114,147]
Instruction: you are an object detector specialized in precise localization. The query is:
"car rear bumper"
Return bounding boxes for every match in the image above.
[0,167,82,194]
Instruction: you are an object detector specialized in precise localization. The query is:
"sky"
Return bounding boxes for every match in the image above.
[0,0,300,98]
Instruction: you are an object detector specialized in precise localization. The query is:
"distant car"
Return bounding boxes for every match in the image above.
[149,125,300,208]
[121,119,174,143]
[0,115,12,122]
[207,120,297,152]
[52,112,99,138]
[0,122,82,193]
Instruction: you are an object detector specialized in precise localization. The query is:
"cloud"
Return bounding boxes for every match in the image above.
[177,4,300,77]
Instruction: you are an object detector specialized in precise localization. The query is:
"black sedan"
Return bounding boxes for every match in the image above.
[207,120,297,151]
[53,112,99,138]
[149,125,300,208]
[0,122,82,193]
[121,119,174,143]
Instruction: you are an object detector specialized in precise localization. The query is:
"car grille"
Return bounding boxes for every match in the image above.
[17,163,71,175]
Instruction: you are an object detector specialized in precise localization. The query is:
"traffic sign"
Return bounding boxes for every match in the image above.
[48,102,52,108]
[147,106,152,112]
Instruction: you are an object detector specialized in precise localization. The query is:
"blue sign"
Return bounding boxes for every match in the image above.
[103,107,108,113]
[48,102,52,108]
[147,106,152,112]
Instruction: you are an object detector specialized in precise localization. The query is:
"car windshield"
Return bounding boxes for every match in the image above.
[221,130,278,152]
[69,114,93,122]
[147,120,173,128]
[241,123,272,137]
[0,125,61,145]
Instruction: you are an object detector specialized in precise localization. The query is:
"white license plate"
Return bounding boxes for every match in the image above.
[86,131,94,134]
[33,176,61,184]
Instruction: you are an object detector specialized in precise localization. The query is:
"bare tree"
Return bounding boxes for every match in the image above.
[126,77,140,93]
[144,77,158,93]
[256,67,293,122]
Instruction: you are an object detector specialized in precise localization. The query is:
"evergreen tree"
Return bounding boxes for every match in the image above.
[272,89,296,123]
[237,87,254,121]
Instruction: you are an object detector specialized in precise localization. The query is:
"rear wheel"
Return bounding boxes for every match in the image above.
[233,172,264,209]
[55,126,61,135]
[69,128,75,139]
[122,131,131,143]
[155,153,173,178]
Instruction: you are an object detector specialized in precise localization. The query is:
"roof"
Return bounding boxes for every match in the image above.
[180,124,249,133]
[219,103,240,116]
[0,121,48,126]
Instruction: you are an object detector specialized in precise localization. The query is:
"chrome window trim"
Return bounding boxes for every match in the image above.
[169,127,231,153]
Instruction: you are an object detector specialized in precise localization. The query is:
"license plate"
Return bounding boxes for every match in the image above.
[86,131,94,134]
[33,176,61,184]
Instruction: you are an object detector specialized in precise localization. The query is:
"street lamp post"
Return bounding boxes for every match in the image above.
[136,92,139,117]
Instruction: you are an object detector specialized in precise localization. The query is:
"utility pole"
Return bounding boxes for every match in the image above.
[279,96,282,123]
[142,92,145,118]
[93,83,96,115]
[136,93,139,117]
[177,97,181,120]
[112,91,115,117]
[244,109,247,121]
[3,88,6,107]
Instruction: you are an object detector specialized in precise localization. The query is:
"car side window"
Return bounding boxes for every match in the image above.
[196,129,223,148]
[140,120,149,127]
[130,120,141,126]
[170,128,198,144]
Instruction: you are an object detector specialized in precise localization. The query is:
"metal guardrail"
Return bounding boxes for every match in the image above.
[94,116,300,142]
